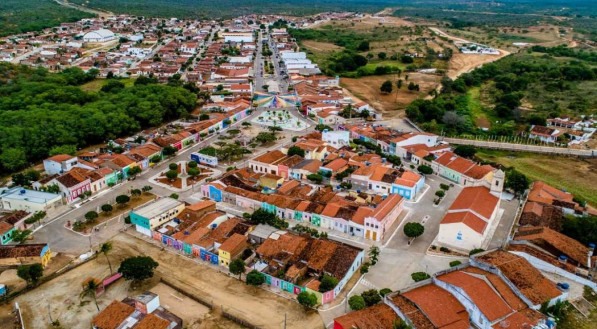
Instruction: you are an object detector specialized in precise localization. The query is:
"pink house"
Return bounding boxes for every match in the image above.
[54,168,91,203]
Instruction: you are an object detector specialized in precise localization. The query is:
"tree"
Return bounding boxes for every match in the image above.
[199,113,210,121]
[169,163,178,171]
[162,146,178,157]
[307,174,323,184]
[378,52,387,60]
[404,222,425,238]
[380,80,393,94]
[246,270,265,286]
[229,259,245,280]
[100,242,114,274]
[118,256,159,282]
[80,279,101,311]
[297,291,318,308]
[166,170,178,181]
[287,145,305,157]
[361,289,381,306]
[348,295,366,310]
[131,189,142,198]
[17,263,43,286]
[49,144,77,156]
[188,161,198,168]
[25,211,46,228]
[188,168,200,178]
[380,288,392,297]
[128,166,142,177]
[101,204,113,214]
[12,229,32,244]
[115,195,130,207]
[319,274,338,293]
[1,148,27,171]
[505,170,529,196]
[369,246,380,265]
[417,165,433,175]
[453,145,477,158]
[396,79,403,90]
[170,193,179,200]
[85,211,99,222]
[267,125,283,135]
[255,132,276,144]
[142,185,153,193]
[401,55,414,63]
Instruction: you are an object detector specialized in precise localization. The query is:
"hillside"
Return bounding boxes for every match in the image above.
[0,0,93,37]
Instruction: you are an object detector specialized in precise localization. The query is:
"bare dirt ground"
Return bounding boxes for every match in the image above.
[446,51,510,80]
[0,233,322,329]
[341,73,441,116]
[301,40,343,53]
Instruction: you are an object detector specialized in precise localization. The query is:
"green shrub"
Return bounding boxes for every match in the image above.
[411,272,431,282]
[440,183,450,190]
[469,248,485,256]
[435,190,445,198]
[449,260,462,267]
[440,247,450,253]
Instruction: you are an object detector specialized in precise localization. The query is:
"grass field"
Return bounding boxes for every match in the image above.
[81,78,136,92]
[476,149,597,206]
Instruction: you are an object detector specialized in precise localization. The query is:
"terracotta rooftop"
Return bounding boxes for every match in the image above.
[218,233,247,255]
[334,304,399,329]
[402,284,469,328]
[437,270,514,322]
[92,300,135,329]
[389,294,435,328]
[476,250,562,305]
[448,186,499,220]
[56,170,89,188]
[514,226,591,267]
[0,221,14,235]
[0,243,47,259]
[46,154,75,162]
[528,181,575,206]
[134,313,169,329]
[252,150,286,164]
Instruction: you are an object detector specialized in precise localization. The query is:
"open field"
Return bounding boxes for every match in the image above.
[80,78,136,92]
[341,73,441,115]
[0,232,322,329]
[476,149,597,206]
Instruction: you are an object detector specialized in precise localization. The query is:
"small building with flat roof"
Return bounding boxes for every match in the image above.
[130,198,185,236]
[0,187,62,212]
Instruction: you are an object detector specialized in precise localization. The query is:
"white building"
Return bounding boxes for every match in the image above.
[83,29,116,43]
[437,186,501,252]
[221,32,253,43]
[43,154,79,175]
[322,130,350,147]
[280,52,307,60]
[0,187,62,212]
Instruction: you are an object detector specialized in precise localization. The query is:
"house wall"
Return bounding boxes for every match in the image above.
[437,222,484,251]
[333,249,365,297]
[0,228,15,245]
[0,194,62,213]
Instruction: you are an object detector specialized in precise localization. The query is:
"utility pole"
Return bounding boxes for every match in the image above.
[284,313,287,329]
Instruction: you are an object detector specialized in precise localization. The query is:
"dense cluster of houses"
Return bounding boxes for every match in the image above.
[334,250,562,329]
[128,197,364,305]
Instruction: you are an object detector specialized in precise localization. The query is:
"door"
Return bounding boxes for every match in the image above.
[372,232,377,241]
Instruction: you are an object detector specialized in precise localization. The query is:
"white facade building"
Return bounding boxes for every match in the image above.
[83,29,116,43]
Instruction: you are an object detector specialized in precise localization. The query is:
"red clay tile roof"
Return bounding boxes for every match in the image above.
[218,233,247,256]
[47,154,75,162]
[0,221,14,235]
[56,170,89,188]
[449,186,499,220]
[528,181,574,205]
[438,270,513,322]
[334,304,399,329]
[0,244,47,259]
[134,313,169,329]
[186,200,216,212]
[477,250,562,305]
[402,284,469,329]
[253,150,286,164]
[441,211,488,234]
[371,194,403,221]
[514,226,591,267]
[92,300,135,329]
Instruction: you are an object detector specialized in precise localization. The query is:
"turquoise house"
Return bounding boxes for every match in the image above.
[0,224,15,245]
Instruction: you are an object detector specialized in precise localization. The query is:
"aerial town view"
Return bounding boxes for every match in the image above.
[0,0,596,328]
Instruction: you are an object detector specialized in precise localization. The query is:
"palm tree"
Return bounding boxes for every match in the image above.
[80,279,101,312]
[99,242,113,274]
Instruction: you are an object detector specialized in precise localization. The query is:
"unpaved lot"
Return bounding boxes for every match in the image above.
[447,51,509,80]
[0,233,322,329]
[341,73,442,116]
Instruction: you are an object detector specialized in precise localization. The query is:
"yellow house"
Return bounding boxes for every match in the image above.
[258,173,284,190]
[218,233,248,267]
[0,243,52,267]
